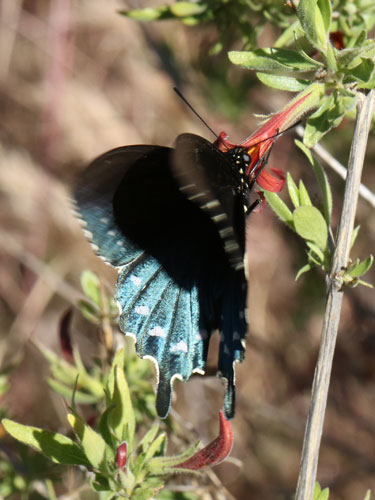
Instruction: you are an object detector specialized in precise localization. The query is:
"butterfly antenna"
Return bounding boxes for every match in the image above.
[173,87,218,140]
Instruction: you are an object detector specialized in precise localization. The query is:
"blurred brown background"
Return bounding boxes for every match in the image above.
[0,1,374,499]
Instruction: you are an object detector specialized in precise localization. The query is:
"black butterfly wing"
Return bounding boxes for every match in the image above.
[75,145,160,267]
[75,145,243,418]
[173,133,248,418]
[173,133,247,269]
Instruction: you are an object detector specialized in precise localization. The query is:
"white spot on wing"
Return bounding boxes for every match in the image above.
[219,227,233,237]
[202,200,220,210]
[171,341,188,353]
[116,299,123,315]
[149,326,167,338]
[180,183,195,191]
[83,229,93,240]
[189,192,205,201]
[116,240,124,247]
[212,213,226,222]
[107,230,116,236]
[100,217,109,224]
[135,305,150,315]
[130,275,141,286]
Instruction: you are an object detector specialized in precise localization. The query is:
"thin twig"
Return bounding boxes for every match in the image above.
[295,125,375,208]
[0,232,81,305]
[295,90,375,500]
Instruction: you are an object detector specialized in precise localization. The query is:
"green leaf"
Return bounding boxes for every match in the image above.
[81,271,101,307]
[169,2,206,17]
[297,0,329,53]
[317,0,332,34]
[357,73,375,90]
[299,180,312,206]
[348,57,375,83]
[90,474,110,492]
[313,482,322,499]
[363,490,372,500]
[119,6,170,21]
[2,419,90,466]
[317,487,330,500]
[304,93,357,147]
[295,140,332,226]
[336,41,375,66]
[47,379,101,404]
[325,43,337,72]
[347,255,373,278]
[351,225,360,248]
[357,280,374,289]
[264,192,294,228]
[354,31,367,48]
[296,263,314,280]
[293,206,328,250]
[306,241,325,264]
[287,173,300,208]
[108,365,136,447]
[107,348,125,399]
[274,20,304,48]
[118,466,136,492]
[73,347,105,398]
[98,407,116,453]
[140,424,160,453]
[67,413,106,468]
[143,432,166,462]
[181,16,204,26]
[256,73,311,91]
[78,299,100,324]
[228,48,320,72]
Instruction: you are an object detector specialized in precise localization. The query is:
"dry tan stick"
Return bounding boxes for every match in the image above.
[295,90,375,500]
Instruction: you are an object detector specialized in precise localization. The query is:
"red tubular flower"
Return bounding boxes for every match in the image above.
[174,411,233,470]
[215,93,310,193]
[115,441,128,471]
[256,167,285,193]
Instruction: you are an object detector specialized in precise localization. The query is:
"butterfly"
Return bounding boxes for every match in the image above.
[74,95,305,419]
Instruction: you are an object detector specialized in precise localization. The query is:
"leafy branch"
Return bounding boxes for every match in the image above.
[295,89,375,500]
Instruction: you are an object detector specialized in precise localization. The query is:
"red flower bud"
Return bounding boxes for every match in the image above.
[174,411,233,470]
[115,441,128,470]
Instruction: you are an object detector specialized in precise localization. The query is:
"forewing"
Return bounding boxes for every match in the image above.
[173,133,246,270]
[74,145,162,267]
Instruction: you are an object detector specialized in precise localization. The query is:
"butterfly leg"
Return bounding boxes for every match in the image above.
[246,198,262,216]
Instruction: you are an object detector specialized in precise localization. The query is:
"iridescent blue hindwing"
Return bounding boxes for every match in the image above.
[115,253,205,417]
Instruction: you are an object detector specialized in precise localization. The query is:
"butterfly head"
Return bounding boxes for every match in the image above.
[215,132,273,192]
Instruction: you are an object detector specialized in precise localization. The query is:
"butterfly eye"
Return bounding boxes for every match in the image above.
[243,153,250,163]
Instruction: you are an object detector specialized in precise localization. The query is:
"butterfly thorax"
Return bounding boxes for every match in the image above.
[226,146,251,192]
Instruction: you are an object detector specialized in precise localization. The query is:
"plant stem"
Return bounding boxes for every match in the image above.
[295,125,375,208]
[295,90,375,500]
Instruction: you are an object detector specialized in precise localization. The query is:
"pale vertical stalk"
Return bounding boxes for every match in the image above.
[295,90,375,500]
